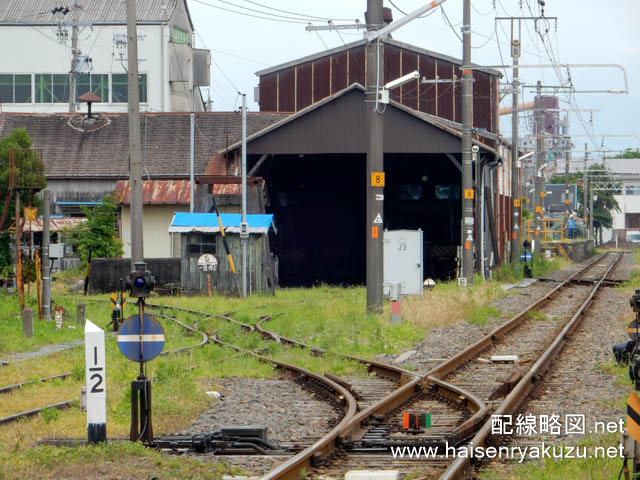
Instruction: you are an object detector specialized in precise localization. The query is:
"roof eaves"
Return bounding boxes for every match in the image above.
[222,83,366,153]
[255,39,366,76]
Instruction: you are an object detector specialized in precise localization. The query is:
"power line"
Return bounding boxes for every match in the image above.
[240,0,354,22]
[190,0,308,24]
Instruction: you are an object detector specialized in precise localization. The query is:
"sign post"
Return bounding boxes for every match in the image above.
[85,320,106,443]
[197,254,218,297]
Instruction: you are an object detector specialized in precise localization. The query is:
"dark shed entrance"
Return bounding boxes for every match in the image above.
[227,86,496,286]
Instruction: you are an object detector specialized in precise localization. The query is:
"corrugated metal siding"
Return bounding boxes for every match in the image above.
[258,41,499,135]
[0,0,176,24]
[401,50,419,110]
[331,52,348,94]
[247,89,460,155]
[383,45,401,103]
[313,57,331,103]
[436,61,454,120]
[348,46,366,86]
[259,73,277,111]
[296,63,313,111]
[418,55,437,115]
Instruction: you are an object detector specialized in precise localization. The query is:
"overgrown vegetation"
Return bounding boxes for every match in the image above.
[64,192,123,263]
[0,128,46,277]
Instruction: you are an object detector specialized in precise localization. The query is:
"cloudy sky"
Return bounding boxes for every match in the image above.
[188,0,640,156]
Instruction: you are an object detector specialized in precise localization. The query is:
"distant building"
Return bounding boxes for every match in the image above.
[0,0,210,113]
[607,158,640,243]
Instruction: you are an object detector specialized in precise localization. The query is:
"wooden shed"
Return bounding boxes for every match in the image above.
[169,212,277,295]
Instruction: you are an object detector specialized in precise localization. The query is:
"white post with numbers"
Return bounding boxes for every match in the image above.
[85,320,106,443]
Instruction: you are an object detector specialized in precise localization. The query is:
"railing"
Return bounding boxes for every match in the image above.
[525,218,586,242]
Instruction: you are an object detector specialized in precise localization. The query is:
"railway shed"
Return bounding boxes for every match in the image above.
[225,84,512,286]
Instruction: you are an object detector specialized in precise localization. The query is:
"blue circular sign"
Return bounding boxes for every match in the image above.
[117,314,166,362]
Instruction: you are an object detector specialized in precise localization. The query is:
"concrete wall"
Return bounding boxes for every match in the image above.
[121,204,190,258]
[540,239,594,263]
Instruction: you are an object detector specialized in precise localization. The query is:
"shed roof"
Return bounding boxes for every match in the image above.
[0,0,188,26]
[23,217,85,232]
[224,84,497,156]
[169,213,276,234]
[0,112,288,179]
[255,37,502,78]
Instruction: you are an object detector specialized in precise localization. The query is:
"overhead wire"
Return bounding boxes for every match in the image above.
[240,0,354,22]
[190,0,309,24]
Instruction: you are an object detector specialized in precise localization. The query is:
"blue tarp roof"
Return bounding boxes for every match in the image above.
[169,213,276,234]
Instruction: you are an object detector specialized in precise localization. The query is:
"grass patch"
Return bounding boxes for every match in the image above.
[0,441,242,479]
[495,253,570,282]
[479,433,623,480]
[402,276,504,330]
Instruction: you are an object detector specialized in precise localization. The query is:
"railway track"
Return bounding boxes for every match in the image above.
[146,252,626,479]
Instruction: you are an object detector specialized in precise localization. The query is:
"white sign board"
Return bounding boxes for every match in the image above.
[85,320,106,443]
[197,254,218,272]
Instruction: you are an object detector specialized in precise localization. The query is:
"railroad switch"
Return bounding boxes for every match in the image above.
[146,426,289,455]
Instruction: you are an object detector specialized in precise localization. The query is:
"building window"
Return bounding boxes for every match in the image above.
[172,27,190,44]
[112,73,147,103]
[625,185,640,196]
[77,73,109,102]
[35,74,71,103]
[185,233,216,256]
[0,74,32,103]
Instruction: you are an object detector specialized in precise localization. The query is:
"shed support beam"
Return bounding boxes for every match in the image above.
[445,153,463,174]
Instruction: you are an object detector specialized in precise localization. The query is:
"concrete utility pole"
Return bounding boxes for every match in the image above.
[563,114,571,221]
[534,80,545,254]
[241,93,248,299]
[589,189,594,242]
[583,143,589,239]
[42,190,51,321]
[460,0,474,285]
[510,25,521,266]
[365,0,384,312]
[127,0,143,267]
[69,0,79,113]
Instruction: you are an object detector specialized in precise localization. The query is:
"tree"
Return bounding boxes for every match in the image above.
[65,192,123,263]
[0,128,46,275]
[613,148,640,159]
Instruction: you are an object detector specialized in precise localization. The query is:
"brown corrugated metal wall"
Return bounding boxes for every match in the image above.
[258,42,499,139]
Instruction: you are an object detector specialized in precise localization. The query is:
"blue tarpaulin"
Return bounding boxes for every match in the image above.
[168,213,276,234]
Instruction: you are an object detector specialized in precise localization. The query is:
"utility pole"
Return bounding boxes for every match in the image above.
[42,190,51,321]
[589,188,594,243]
[127,0,143,267]
[460,0,474,285]
[583,143,589,239]
[563,114,571,222]
[241,93,248,299]
[510,21,521,267]
[68,0,79,112]
[534,80,545,254]
[365,0,384,312]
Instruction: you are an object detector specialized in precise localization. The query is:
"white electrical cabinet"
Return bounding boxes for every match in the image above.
[383,229,423,296]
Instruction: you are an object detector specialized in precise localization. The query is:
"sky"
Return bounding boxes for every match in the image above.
[187,0,640,158]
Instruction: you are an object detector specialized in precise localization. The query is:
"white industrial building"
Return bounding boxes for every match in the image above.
[608,158,640,244]
[0,0,210,113]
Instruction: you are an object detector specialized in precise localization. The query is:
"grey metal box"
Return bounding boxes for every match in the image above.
[383,229,423,296]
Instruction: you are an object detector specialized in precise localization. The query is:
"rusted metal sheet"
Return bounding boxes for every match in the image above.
[25,217,85,233]
[473,72,492,132]
[313,57,330,102]
[278,69,295,112]
[436,61,455,120]
[296,63,313,110]
[115,180,190,205]
[348,46,366,86]
[259,73,278,111]
[418,54,437,115]
[401,51,419,110]
[331,51,348,94]
[384,45,402,103]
